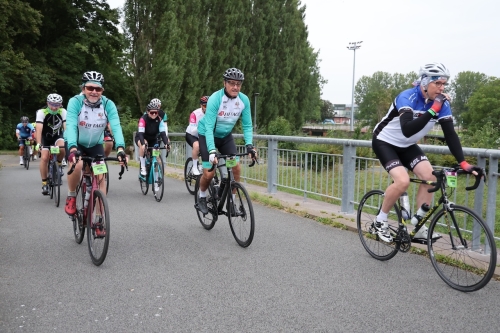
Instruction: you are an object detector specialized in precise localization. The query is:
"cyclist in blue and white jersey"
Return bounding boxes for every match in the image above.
[185,95,208,175]
[372,62,482,242]
[196,68,257,214]
[15,116,36,165]
[64,71,127,216]
[35,93,67,195]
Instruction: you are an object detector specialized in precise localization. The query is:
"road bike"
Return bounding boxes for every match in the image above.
[139,144,168,202]
[68,154,127,266]
[194,153,256,247]
[357,167,496,292]
[22,139,32,170]
[184,155,203,195]
[42,145,64,207]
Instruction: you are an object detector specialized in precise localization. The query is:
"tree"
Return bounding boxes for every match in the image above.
[461,79,500,135]
[320,100,334,121]
[354,71,417,129]
[449,71,490,127]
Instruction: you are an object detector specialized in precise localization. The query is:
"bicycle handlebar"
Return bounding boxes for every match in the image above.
[207,152,258,172]
[67,155,128,179]
[428,167,485,193]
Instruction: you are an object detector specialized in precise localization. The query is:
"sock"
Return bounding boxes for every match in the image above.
[68,191,76,197]
[140,156,145,168]
[376,211,388,221]
[199,190,206,198]
[193,159,198,168]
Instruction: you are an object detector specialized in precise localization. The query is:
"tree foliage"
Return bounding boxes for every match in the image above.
[449,71,490,126]
[461,79,500,136]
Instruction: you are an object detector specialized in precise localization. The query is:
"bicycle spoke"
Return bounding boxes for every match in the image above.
[87,190,110,266]
[228,182,255,247]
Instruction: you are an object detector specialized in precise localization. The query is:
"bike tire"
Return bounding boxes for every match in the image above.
[184,157,196,195]
[73,181,85,244]
[152,157,165,202]
[53,163,60,207]
[24,148,30,170]
[227,182,255,248]
[48,165,54,199]
[428,205,497,292]
[357,190,400,261]
[87,189,110,266]
[194,176,217,230]
[139,164,149,195]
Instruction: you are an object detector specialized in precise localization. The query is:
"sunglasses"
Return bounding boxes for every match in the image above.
[48,102,62,108]
[84,86,104,92]
[148,111,158,115]
[22,122,28,124]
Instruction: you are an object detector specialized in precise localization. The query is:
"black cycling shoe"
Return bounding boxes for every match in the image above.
[198,197,208,215]
[42,185,49,195]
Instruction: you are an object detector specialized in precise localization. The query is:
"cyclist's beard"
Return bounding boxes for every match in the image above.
[84,98,102,109]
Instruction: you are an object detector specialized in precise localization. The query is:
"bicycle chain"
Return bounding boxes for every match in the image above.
[397,227,412,253]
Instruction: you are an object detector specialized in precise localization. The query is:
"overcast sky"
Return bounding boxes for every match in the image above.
[106,0,500,104]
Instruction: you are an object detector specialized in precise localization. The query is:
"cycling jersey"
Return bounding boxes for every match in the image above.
[35,107,66,138]
[197,88,253,152]
[66,95,125,151]
[16,123,35,139]
[373,85,453,147]
[136,114,168,145]
[185,108,205,138]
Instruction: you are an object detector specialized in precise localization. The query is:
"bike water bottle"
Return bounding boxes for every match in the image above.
[84,176,92,208]
[411,203,430,226]
[399,192,411,220]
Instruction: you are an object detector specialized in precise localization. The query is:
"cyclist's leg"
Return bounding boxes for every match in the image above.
[217,133,238,181]
[186,133,200,174]
[198,135,215,192]
[40,139,51,194]
[54,137,66,163]
[86,144,107,196]
[18,139,25,164]
[135,134,147,174]
[410,159,435,209]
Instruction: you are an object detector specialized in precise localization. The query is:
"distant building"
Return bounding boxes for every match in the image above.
[332,104,358,124]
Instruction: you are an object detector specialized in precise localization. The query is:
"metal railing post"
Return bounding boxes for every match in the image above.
[341,143,356,214]
[473,156,486,217]
[267,138,278,193]
[484,157,498,254]
[304,153,308,201]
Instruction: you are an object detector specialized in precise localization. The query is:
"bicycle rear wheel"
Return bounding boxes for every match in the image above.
[195,176,217,230]
[428,205,497,292]
[87,190,110,266]
[73,181,85,244]
[228,182,255,247]
[105,160,109,194]
[152,158,165,202]
[184,157,197,195]
[357,190,401,260]
[24,148,30,170]
[52,163,60,207]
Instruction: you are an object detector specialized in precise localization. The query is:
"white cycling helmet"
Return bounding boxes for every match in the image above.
[147,100,161,110]
[418,62,450,79]
[150,98,161,105]
[47,93,63,104]
[82,71,105,85]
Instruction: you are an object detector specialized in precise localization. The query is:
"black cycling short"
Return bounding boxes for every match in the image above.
[77,144,104,158]
[185,133,198,147]
[372,136,429,172]
[41,135,64,149]
[134,133,158,148]
[198,133,237,163]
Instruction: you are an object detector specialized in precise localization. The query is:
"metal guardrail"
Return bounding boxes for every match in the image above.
[147,133,499,237]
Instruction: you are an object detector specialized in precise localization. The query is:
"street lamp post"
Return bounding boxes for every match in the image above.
[253,93,260,133]
[347,41,362,131]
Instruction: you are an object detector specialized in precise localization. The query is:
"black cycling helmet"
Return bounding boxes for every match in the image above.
[147,100,161,110]
[223,68,244,81]
[82,71,105,85]
[200,96,209,105]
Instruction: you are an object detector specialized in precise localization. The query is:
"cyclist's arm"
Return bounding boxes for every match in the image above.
[239,93,253,146]
[158,121,169,145]
[137,117,146,145]
[35,109,44,144]
[399,108,433,137]
[66,96,83,151]
[61,108,67,134]
[440,118,465,163]
[104,97,125,151]
[15,127,20,140]
[201,94,219,153]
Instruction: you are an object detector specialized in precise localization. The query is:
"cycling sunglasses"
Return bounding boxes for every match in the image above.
[84,86,104,92]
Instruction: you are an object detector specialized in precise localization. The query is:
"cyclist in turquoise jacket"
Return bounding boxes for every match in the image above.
[64,71,127,216]
[196,68,257,214]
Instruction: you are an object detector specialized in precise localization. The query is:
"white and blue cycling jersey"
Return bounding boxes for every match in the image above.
[65,94,125,151]
[373,85,453,148]
[16,123,35,139]
[197,88,253,152]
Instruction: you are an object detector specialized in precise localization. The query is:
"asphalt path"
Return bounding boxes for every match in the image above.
[1,154,499,332]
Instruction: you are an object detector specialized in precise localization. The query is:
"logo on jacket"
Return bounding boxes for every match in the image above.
[79,121,87,126]
[98,113,104,119]
[218,111,225,116]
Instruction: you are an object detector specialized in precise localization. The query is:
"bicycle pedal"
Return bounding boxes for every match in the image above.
[411,238,428,245]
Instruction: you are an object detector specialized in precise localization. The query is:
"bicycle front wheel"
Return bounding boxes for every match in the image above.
[73,181,85,244]
[105,160,109,194]
[184,157,196,195]
[139,167,148,195]
[24,149,30,170]
[87,190,110,266]
[53,164,60,207]
[428,205,497,292]
[228,182,255,248]
[357,190,401,261]
[152,157,165,202]
[195,176,217,230]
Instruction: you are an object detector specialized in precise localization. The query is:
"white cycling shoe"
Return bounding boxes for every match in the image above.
[413,225,441,240]
[374,220,393,242]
